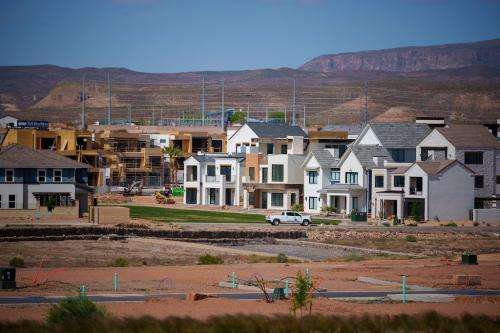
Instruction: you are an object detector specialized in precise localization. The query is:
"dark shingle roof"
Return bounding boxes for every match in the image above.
[246,122,307,138]
[310,150,339,168]
[350,145,394,169]
[0,145,90,169]
[369,123,430,148]
[436,125,499,149]
[415,160,474,175]
[320,124,363,135]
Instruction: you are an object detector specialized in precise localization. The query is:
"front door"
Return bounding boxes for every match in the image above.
[225,188,232,206]
[290,193,296,206]
[261,191,268,209]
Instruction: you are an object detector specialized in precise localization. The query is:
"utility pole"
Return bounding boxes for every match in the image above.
[107,73,112,125]
[247,101,250,121]
[265,105,268,122]
[160,107,164,126]
[363,81,368,125]
[284,106,287,124]
[81,75,86,129]
[201,76,205,126]
[220,79,225,131]
[128,104,132,125]
[303,105,306,128]
[292,79,296,125]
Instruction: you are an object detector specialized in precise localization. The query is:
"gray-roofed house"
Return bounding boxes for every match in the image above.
[0,145,92,217]
[355,123,431,162]
[183,152,245,206]
[227,122,307,155]
[416,124,500,206]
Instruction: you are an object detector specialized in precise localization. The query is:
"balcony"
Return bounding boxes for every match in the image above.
[204,174,235,184]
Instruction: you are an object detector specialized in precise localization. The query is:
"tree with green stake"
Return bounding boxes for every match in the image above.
[291,271,315,318]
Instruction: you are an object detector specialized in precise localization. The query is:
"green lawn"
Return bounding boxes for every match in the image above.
[126,205,265,223]
[126,205,342,225]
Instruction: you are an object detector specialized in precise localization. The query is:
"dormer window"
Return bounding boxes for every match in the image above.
[38,169,46,182]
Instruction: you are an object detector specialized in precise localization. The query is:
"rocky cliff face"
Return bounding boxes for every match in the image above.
[300,39,500,72]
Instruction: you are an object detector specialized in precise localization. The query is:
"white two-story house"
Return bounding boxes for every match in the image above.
[372,160,475,221]
[416,124,499,208]
[302,150,340,214]
[183,153,244,206]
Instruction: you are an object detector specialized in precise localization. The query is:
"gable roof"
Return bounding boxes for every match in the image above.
[246,122,307,138]
[350,145,394,169]
[435,125,499,149]
[304,149,339,169]
[415,159,474,175]
[368,123,430,149]
[0,145,90,169]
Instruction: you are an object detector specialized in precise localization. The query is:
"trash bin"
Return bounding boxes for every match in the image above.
[0,267,16,289]
[461,253,478,265]
[351,212,367,222]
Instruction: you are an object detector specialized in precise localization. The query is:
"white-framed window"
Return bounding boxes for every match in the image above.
[5,169,14,182]
[54,169,62,182]
[38,169,46,182]
[271,193,283,207]
[330,168,340,184]
[308,170,318,184]
[8,194,15,209]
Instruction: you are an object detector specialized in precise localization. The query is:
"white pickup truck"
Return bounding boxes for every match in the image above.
[266,211,312,226]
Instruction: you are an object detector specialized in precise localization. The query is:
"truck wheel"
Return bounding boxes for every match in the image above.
[273,219,280,226]
[301,219,310,226]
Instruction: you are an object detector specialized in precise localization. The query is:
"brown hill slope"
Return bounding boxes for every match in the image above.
[300,39,500,73]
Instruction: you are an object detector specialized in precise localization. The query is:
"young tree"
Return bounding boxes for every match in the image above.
[291,271,314,318]
[163,146,183,184]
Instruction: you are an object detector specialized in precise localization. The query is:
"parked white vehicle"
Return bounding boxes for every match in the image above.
[266,211,312,226]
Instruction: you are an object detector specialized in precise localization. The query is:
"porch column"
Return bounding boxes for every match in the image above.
[372,198,378,219]
[283,191,290,210]
[197,185,202,205]
[219,186,225,207]
[201,187,206,205]
[243,189,249,209]
[396,197,403,219]
[346,195,351,214]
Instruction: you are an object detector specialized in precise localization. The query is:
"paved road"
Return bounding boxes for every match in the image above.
[1,289,499,305]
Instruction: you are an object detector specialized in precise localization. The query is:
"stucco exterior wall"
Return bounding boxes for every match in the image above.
[428,164,474,221]
[455,149,495,198]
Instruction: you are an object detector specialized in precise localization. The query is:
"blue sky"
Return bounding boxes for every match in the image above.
[1,0,499,73]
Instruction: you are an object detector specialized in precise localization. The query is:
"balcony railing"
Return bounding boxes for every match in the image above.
[409,187,423,195]
[204,174,234,183]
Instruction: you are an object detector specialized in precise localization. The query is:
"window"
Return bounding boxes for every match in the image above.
[286,212,295,216]
[308,170,318,184]
[410,177,423,194]
[475,175,484,189]
[280,144,287,154]
[394,176,405,187]
[159,139,166,144]
[8,194,15,209]
[391,149,406,162]
[497,175,500,184]
[271,193,283,207]
[308,197,317,210]
[207,165,215,177]
[266,143,274,154]
[271,164,284,182]
[220,165,232,182]
[352,197,359,211]
[345,172,358,184]
[37,169,46,182]
[465,152,483,165]
[330,168,340,184]
[249,167,255,181]
[5,169,14,182]
[54,170,62,182]
[374,175,384,188]
[261,167,268,183]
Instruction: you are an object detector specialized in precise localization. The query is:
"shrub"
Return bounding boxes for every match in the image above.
[405,235,417,242]
[291,203,303,212]
[9,256,25,268]
[444,222,458,227]
[229,111,247,124]
[344,253,364,262]
[473,222,479,227]
[276,253,288,263]
[111,258,129,267]
[382,222,391,227]
[198,254,223,265]
[46,297,106,326]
